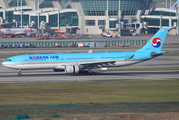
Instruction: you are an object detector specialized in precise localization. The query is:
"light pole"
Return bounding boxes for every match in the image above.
[58,10,59,30]
[178,0,179,34]
[38,0,39,28]
[107,0,109,33]
[21,0,22,28]
[17,0,19,11]
[118,0,121,36]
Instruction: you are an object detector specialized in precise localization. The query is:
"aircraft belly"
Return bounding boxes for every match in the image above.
[7,63,59,70]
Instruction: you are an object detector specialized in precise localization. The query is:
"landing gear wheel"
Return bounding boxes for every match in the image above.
[18,73,22,76]
[91,71,96,75]
[79,70,96,75]
[17,69,22,76]
[84,71,89,75]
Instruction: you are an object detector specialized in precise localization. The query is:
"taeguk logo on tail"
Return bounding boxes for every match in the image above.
[152,37,162,48]
[174,4,178,10]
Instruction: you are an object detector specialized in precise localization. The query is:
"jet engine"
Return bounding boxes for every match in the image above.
[25,33,31,36]
[65,65,79,74]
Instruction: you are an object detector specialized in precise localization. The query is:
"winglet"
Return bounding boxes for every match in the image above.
[150,51,167,58]
[88,50,93,53]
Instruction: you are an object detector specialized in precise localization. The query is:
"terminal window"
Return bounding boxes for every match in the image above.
[86,20,95,26]
[98,20,106,26]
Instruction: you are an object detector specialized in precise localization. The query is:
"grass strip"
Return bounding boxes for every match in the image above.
[0,80,179,106]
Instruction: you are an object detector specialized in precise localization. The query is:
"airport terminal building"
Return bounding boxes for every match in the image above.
[0,0,178,35]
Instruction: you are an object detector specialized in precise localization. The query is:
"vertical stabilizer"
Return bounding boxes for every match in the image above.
[171,1,178,10]
[137,28,168,52]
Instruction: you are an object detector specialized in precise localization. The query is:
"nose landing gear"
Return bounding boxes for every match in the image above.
[17,69,22,76]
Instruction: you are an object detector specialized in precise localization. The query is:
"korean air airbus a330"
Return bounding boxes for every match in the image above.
[2,28,168,76]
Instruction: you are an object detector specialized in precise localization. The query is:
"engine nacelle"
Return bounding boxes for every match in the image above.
[65,65,79,74]
[25,33,31,36]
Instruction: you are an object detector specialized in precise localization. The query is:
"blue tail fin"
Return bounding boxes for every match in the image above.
[138,28,168,52]
[171,1,178,10]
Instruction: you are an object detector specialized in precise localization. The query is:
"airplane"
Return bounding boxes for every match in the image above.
[2,28,168,76]
[171,1,178,10]
[0,26,39,38]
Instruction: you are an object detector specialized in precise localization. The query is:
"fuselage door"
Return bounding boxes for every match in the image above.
[135,53,140,59]
[5,29,11,34]
[17,57,21,63]
[97,55,100,60]
[49,56,53,62]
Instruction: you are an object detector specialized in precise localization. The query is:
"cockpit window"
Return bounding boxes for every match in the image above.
[6,59,11,61]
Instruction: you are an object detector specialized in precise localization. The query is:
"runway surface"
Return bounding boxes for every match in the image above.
[0,70,178,83]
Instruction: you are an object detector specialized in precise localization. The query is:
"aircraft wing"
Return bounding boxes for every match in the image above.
[63,55,134,68]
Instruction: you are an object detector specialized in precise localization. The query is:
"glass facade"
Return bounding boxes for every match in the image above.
[0,22,16,28]
[40,16,46,23]
[49,12,78,27]
[59,12,78,26]
[172,19,177,26]
[76,0,151,16]
[141,18,169,27]
[162,19,169,27]
[23,9,32,11]
[8,0,27,8]
[14,14,29,26]
[109,21,118,28]
[33,0,54,10]
[31,16,38,26]
[30,16,46,27]
[5,11,14,22]
[85,20,95,26]
[0,12,3,18]
[150,11,176,16]
[121,20,129,24]
[49,14,57,27]
[108,11,118,16]
[98,20,106,26]
[122,11,137,16]
[39,0,54,9]
[141,18,159,26]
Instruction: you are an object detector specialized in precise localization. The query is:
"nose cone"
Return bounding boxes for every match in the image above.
[2,61,5,67]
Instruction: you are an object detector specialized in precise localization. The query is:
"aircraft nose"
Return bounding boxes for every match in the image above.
[2,61,5,66]
[2,61,7,67]
[2,61,6,66]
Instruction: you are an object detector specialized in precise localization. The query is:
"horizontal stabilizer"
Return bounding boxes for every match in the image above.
[150,51,167,58]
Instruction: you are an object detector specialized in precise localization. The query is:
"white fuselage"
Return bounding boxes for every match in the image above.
[0,28,39,36]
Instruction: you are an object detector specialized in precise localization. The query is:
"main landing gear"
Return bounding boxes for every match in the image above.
[17,69,22,76]
[79,70,96,75]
